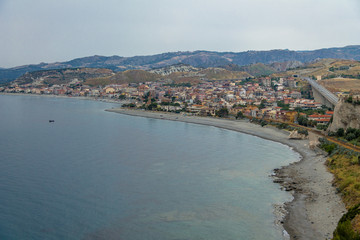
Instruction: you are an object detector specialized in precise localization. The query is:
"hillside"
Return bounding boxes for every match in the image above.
[14,68,114,86]
[1,45,360,84]
[198,68,251,80]
[83,67,250,86]
[271,59,360,93]
[149,64,200,75]
[84,70,161,86]
[11,64,252,87]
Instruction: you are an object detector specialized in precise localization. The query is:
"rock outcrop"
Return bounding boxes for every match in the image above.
[328,98,360,132]
[288,130,307,140]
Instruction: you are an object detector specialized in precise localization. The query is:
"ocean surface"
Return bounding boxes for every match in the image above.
[0,95,300,240]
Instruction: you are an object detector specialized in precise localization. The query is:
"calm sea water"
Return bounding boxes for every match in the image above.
[0,95,299,240]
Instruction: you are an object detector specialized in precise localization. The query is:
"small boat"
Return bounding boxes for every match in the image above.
[49,120,55,123]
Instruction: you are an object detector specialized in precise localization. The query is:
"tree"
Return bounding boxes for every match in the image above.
[147,103,158,110]
[346,96,353,104]
[236,111,244,119]
[297,115,308,126]
[259,99,266,109]
[345,133,356,141]
[336,128,345,137]
[215,108,229,118]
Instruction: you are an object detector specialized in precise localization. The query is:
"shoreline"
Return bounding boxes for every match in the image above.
[107,108,346,240]
[0,92,128,104]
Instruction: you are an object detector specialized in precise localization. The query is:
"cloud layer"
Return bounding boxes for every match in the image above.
[0,0,359,67]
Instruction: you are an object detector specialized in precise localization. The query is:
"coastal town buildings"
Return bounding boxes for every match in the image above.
[2,76,333,125]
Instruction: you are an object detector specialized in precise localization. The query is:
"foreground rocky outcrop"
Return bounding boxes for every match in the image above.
[329,98,360,132]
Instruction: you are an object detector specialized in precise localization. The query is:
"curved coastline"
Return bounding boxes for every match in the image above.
[106,108,346,240]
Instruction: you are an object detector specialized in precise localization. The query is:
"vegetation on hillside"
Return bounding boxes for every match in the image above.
[222,63,276,77]
[199,68,251,80]
[318,137,360,238]
[85,70,161,86]
[328,127,360,147]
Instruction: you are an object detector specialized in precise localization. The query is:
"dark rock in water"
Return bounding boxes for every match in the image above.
[49,120,55,123]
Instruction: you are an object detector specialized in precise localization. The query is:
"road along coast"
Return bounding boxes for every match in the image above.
[107,108,346,240]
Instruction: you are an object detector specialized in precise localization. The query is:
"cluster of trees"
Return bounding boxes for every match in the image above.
[160,102,180,106]
[215,108,246,120]
[122,103,136,108]
[294,105,329,115]
[250,118,268,127]
[236,111,244,119]
[276,100,290,110]
[345,96,360,105]
[163,83,192,87]
[215,108,229,118]
[329,66,350,72]
[297,115,317,127]
[324,73,360,80]
[329,127,360,142]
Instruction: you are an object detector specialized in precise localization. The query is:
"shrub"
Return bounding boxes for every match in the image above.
[333,204,360,240]
[215,108,229,118]
[236,111,244,119]
[328,131,336,137]
[277,123,289,129]
[316,124,328,131]
[333,220,360,240]
[319,141,337,155]
[297,128,309,136]
[297,115,309,126]
[260,120,267,127]
[337,128,345,137]
[346,96,354,104]
[122,103,136,108]
[346,133,357,142]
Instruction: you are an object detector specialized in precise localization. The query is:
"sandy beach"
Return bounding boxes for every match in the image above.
[106,108,346,240]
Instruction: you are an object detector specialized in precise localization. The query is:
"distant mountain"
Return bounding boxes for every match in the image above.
[1,45,359,84]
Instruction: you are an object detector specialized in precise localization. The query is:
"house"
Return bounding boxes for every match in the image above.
[308,114,332,121]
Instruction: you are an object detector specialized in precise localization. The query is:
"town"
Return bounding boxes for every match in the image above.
[0,74,335,130]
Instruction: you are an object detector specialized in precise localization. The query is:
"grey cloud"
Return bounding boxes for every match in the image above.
[0,0,359,67]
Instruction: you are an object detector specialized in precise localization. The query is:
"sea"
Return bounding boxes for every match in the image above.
[0,95,300,240]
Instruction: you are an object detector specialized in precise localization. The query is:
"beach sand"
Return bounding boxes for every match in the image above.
[106,108,346,240]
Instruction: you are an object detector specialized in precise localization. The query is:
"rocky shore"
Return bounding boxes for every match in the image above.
[107,108,346,240]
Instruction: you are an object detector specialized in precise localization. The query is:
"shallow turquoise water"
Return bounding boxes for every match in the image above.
[0,95,299,239]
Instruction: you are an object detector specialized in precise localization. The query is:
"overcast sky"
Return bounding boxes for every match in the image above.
[0,0,359,68]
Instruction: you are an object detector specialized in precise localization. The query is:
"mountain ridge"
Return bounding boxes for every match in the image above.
[1,45,359,84]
